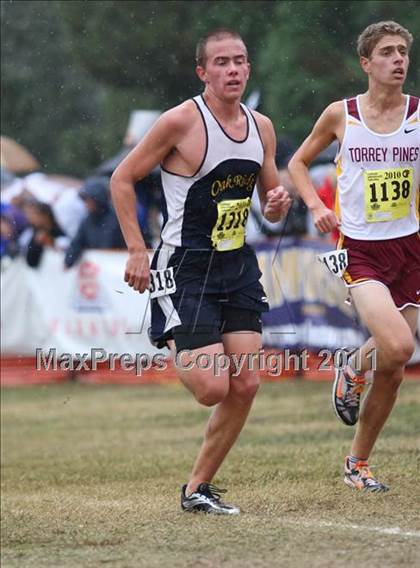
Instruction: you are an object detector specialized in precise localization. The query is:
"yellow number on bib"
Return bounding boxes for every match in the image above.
[211,198,251,251]
[364,167,413,223]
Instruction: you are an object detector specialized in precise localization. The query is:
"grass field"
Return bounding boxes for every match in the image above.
[1,380,420,567]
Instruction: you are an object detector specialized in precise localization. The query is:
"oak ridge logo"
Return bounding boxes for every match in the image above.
[210,173,256,197]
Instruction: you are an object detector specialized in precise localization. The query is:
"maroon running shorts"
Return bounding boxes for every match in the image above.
[339,232,420,310]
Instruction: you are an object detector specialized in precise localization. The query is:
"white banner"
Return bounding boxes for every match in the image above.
[1,248,419,364]
[1,250,161,357]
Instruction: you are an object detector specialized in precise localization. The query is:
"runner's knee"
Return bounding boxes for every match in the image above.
[385,336,415,367]
[195,382,229,407]
[230,373,260,403]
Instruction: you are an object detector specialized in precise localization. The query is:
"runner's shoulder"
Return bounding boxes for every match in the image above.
[312,101,346,139]
[159,100,200,135]
[321,100,345,124]
[249,110,276,148]
[250,110,274,132]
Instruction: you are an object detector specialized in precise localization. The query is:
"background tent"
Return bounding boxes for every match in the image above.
[95,111,161,176]
[0,136,40,173]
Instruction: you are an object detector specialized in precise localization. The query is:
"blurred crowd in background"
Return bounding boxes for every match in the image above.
[2,2,417,271]
[0,112,338,269]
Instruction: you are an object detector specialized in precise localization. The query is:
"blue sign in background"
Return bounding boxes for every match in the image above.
[255,237,367,351]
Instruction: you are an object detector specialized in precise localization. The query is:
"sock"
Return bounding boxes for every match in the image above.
[348,454,368,468]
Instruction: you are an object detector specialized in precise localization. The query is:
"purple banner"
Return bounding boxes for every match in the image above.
[256,237,367,351]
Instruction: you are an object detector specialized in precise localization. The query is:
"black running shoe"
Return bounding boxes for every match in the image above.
[181,483,240,515]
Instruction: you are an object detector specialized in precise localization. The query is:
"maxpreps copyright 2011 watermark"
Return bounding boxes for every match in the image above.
[35,347,377,377]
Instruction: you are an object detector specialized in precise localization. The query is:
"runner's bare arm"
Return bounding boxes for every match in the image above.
[288,102,344,233]
[110,105,189,292]
[253,112,291,222]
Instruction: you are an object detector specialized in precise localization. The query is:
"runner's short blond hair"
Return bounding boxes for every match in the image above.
[357,21,413,58]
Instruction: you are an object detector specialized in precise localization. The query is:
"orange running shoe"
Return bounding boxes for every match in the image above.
[332,359,367,426]
[344,457,389,492]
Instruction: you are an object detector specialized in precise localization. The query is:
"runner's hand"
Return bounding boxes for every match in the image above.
[311,204,340,233]
[124,250,150,293]
[263,186,292,222]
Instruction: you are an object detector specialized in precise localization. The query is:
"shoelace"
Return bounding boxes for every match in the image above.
[358,464,373,478]
[353,462,382,487]
[203,484,227,502]
[343,374,366,407]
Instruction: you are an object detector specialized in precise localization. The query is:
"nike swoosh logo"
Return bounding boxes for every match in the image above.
[404,128,416,134]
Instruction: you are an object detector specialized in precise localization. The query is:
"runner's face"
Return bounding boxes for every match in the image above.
[196,38,250,100]
[361,35,409,86]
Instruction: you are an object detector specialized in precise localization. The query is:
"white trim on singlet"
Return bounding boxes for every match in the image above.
[200,94,250,143]
[160,99,208,179]
[335,99,349,164]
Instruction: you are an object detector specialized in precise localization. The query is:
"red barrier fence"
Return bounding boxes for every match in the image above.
[2,354,419,387]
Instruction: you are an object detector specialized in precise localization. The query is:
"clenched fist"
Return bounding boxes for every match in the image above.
[263,186,292,222]
[124,250,150,293]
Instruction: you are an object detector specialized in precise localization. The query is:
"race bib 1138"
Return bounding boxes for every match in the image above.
[364,167,413,223]
[317,249,348,277]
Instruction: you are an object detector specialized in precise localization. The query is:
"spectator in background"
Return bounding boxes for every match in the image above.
[52,187,87,240]
[1,202,27,259]
[0,168,17,192]
[307,142,338,241]
[247,140,308,243]
[64,177,125,268]
[134,173,162,248]
[20,200,68,268]
[0,214,16,258]
[277,167,308,236]
[316,167,340,243]
[95,148,163,248]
